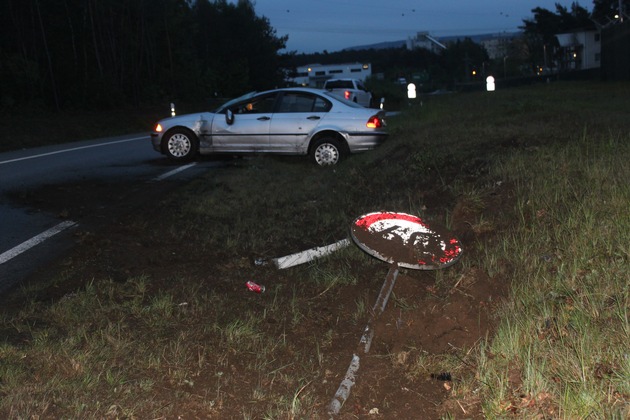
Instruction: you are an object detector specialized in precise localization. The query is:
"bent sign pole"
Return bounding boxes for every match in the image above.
[328,211,463,416]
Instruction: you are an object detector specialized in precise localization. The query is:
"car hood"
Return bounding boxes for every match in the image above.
[158,112,215,126]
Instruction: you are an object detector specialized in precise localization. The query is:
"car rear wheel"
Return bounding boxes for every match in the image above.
[310,136,345,166]
[163,128,198,162]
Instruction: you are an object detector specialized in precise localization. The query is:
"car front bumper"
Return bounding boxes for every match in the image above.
[150,133,162,153]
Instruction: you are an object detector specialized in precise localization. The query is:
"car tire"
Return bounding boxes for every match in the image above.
[163,128,198,162]
[310,136,346,166]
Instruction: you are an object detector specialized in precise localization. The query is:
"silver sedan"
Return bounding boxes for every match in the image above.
[150,88,388,166]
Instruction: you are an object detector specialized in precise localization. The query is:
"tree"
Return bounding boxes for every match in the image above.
[592,0,630,24]
[440,38,489,83]
[520,3,593,72]
[191,0,287,96]
[0,0,287,110]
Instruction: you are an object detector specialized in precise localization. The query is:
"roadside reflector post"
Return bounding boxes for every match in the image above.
[407,83,421,108]
[486,76,495,92]
[170,102,176,117]
[407,83,416,99]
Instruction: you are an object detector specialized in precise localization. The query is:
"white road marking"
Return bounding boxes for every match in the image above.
[151,162,197,181]
[0,136,148,165]
[0,221,77,265]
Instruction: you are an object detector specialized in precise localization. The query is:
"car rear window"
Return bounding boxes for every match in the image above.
[323,92,365,108]
[325,80,353,89]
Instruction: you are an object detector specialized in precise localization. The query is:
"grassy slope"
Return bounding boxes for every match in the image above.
[0,81,628,418]
[478,88,630,418]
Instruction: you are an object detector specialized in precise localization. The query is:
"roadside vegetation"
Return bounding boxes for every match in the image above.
[476,97,629,417]
[0,81,628,418]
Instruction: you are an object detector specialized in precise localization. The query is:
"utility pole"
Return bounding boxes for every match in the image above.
[619,0,624,22]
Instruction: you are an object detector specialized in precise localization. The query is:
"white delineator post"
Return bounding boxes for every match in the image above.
[273,239,351,269]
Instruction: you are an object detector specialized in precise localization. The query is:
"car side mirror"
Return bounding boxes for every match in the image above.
[226,109,234,125]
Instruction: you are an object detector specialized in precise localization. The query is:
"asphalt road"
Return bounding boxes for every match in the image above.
[0,133,225,295]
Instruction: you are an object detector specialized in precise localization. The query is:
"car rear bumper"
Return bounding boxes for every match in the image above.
[347,133,388,153]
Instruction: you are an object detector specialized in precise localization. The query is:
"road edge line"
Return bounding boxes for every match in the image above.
[0,221,77,265]
[151,162,197,182]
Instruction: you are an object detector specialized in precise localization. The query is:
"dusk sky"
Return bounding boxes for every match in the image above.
[249,0,590,53]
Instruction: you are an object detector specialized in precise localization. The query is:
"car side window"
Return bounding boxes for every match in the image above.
[313,97,331,112]
[277,93,331,113]
[236,94,276,114]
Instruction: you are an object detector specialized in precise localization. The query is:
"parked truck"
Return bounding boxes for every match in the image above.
[323,78,373,107]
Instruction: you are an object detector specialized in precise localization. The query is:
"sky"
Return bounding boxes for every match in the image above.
[248,0,591,53]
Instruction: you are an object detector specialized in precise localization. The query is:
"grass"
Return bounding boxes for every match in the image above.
[1,81,629,417]
[475,129,630,418]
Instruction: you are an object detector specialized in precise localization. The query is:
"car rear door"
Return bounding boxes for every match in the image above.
[267,92,331,153]
[212,93,277,152]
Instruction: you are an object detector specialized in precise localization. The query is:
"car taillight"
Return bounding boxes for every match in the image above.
[344,90,351,100]
[155,123,163,132]
[366,115,383,128]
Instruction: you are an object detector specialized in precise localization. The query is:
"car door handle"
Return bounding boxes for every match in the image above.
[307,116,321,120]
[257,116,270,121]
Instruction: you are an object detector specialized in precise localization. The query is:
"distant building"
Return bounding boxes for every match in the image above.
[406,32,446,53]
[288,63,372,88]
[555,30,601,71]
[480,35,513,60]
[407,31,521,60]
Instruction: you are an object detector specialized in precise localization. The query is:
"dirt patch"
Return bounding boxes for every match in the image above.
[322,264,506,418]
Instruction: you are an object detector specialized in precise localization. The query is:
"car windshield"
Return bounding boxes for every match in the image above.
[214,91,257,113]
[323,91,365,108]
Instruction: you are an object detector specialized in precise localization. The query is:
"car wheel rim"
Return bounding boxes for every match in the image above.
[314,143,339,166]
[167,133,191,157]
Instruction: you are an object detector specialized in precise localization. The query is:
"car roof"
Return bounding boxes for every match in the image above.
[215,87,368,112]
[261,87,326,95]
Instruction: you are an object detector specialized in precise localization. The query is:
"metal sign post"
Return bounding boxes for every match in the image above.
[328,211,463,415]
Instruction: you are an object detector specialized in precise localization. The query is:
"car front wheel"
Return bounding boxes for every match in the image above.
[163,128,198,162]
[310,136,345,166]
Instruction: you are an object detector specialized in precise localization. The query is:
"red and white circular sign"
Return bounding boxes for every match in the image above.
[350,212,462,270]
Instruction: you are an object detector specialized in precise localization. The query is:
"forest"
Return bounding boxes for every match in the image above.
[0,0,626,112]
[0,0,288,111]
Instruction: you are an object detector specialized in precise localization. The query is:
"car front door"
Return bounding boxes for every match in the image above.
[212,93,277,152]
[268,92,331,153]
